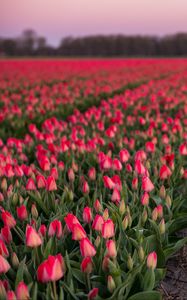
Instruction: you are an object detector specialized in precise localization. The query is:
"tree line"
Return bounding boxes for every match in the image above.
[1,29,187,57]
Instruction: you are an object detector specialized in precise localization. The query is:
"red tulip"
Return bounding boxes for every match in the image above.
[26,178,36,190]
[0,239,9,257]
[26,225,42,247]
[142,176,154,192]
[16,281,30,300]
[102,219,115,239]
[37,254,64,283]
[48,219,62,239]
[80,238,96,257]
[106,240,117,258]
[147,251,157,270]
[17,205,28,221]
[81,257,93,273]
[46,176,57,191]
[119,148,130,163]
[92,215,104,232]
[159,165,172,180]
[0,255,10,274]
[1,211,16,228]
[83,207,92,223]
[72,223,87,241]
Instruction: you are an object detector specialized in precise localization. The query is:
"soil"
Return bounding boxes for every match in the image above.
[159,229,187,300]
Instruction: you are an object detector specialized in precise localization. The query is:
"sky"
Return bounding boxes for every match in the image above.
[1,0,187,46]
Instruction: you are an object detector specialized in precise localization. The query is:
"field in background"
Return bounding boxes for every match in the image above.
[0,59,187,300]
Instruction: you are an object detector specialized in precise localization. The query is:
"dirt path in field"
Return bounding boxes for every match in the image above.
[159,229,187,300]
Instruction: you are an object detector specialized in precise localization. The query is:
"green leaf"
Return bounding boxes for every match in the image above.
[72,268,85,284]
[127,291,162,300]
[164,237,187,260]
[43,237,53,259]
[168,215,187,234]
[31,282,38,300]
[15,257,26,288]
[142,269,155,291]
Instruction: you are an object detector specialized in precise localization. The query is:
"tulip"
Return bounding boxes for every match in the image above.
[16,205,28,221]
[48,219,62,239]
[102,219,115,239]
[113,158,122,171]
[16,282,30,300]
[119,148,130,163]
[46,176,57,191]
[147,252,157,270]
[64,213,80,232]
[72,223,87,241]
[88,288,99,300]
[1,211,16,228]
[80,238,96,257]
[141,192,149,206]
[37,254,64,283]
[107,275,116,293]
[159,165,172,180]
[103,176,115,190]
[0,255,10,274]
[94,199,102,212]
[81,257,93,274]
[1,226,12,244]
[111,188,121,203]
[142,176,154,192]
[88,167,96,181]
[106,240,117,258]
[26,225,42,247]
[36,175,46,189]
[83,207,92,223]
[92,215,104,232]
[0,239,9,257]
[26,178,36,190]
[82,181,89,194]
[6,290,17,300]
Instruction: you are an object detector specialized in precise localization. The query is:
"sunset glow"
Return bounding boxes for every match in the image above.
[1,0,187,45]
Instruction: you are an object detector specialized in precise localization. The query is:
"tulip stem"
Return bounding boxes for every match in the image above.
[52,281,57,300]
[86,273,91,291]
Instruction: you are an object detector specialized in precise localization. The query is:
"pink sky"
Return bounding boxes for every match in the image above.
[1,0,187,45]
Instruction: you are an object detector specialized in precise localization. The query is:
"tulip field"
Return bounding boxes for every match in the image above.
[0,59,187,300]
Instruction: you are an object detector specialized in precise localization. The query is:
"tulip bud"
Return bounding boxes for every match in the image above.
[166,195,172,208]
[6,290,17,300]
[103,208,109,221]
[12,193,18,206]
[159,218,165,234]
[107,275,116,293]
[122,216,128,230]
[0,280,6,300]
[1,178,7,192]
[11,252,19,269]
[102,255,110,272]
[159,185,166,199]
[141,209,148,224]
[147,252,157,270]
[127,255,133,270]
[152,207,158,221]
[127,214,132,227]
[16,281,30,300]
[94,236,101,248]
[119,199,125,215]
[94,199,102,213]
[83,207,92,223]
[31,204,38,219]
[138,246,145,262]
[88,288,99,300]
[81,257,93,274]
[106,240,117,258]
